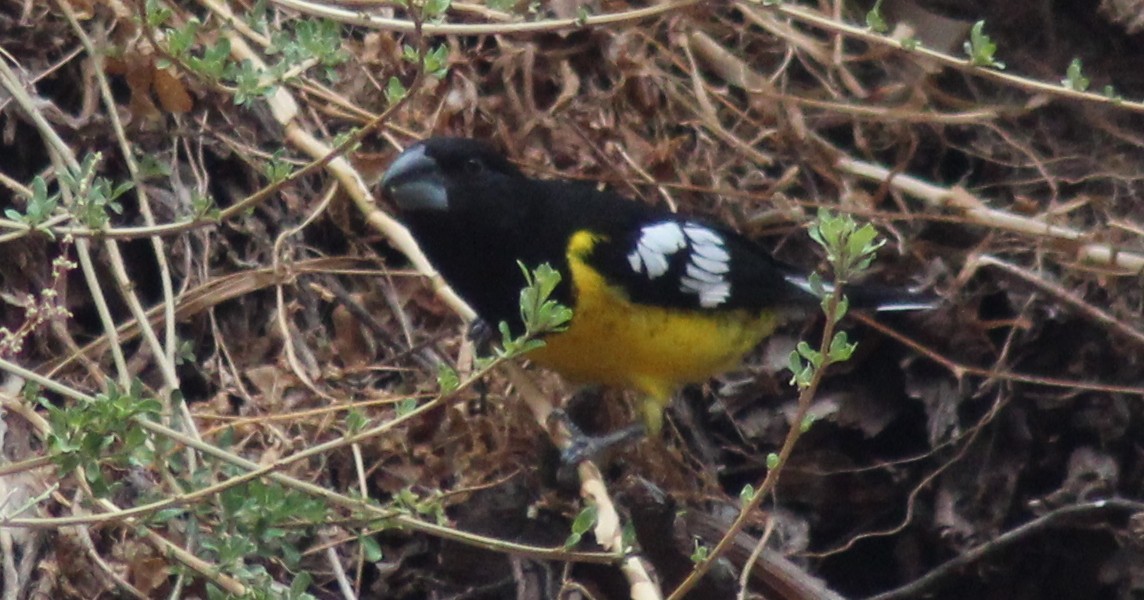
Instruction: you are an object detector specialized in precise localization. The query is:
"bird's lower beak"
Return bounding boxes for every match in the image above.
[382,144,448,211]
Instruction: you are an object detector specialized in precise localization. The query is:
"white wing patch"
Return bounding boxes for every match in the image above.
[627,221,734,308]
[681,224,732,307]
[627,221,686,279]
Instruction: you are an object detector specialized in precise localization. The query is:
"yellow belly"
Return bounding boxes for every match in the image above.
[527,232,777,432]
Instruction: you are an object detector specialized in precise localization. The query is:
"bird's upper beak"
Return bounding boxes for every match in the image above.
[382,144,448,211]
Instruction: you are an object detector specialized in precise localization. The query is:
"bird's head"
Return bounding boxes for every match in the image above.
[381,137,522,214]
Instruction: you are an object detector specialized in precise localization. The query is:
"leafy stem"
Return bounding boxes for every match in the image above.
[668,210,883,599]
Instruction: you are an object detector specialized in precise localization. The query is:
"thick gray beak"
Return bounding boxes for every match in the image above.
[382,144,448,211]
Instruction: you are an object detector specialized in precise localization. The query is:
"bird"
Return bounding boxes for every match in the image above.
[381,137,935,447]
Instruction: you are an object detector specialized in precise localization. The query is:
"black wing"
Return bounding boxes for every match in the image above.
[580,215,817,312]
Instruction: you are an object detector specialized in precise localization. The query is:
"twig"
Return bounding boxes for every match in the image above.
[271,0,699,35]
[866,499,1144,600]
[972,254,1144,349]
[669,286,845,599]
[837,159,1144,273]
[761,1,1144,114]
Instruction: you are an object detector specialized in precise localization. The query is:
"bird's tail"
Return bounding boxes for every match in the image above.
[783,274,938,312]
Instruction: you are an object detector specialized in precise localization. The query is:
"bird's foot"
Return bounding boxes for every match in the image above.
[548,409,646,485]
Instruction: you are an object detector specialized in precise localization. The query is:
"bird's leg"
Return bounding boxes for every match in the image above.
[466,317,496,354]
[548,408,646,482]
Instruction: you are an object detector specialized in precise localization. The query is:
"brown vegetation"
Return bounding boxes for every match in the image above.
[1,1,1143,598]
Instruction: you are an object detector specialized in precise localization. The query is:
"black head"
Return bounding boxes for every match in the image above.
[380,137,549,327]
[381,137,523,214]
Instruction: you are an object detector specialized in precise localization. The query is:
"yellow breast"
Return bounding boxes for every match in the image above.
[527,232,777,430]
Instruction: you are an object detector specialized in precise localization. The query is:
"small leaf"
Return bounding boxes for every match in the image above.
[359,535,383,561]
[575,5,590,26]
[787,350,804,376]
[424,0,451,19]
[828,331,857,362]
[436,363,459,393]
[964,20,1005,69]
[571,504,598,535]
[396,397,419,417]
[621,520,637,550]
[345,409,368,433]
[807,272,826,297]
[833,295,850,322]
[690,540,709,563]
[797,342,823,369]
[384,76,407,105]
[739,484,756,507]
[1062,58,1090,92]
[865,0,887,33]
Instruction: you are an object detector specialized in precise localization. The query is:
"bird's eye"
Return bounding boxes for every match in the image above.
[463,158,484,174]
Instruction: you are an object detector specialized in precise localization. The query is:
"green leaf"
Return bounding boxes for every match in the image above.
[793,365,813,389]
[401,44,419,63]
[833,295,849,322]
[396,397,419,417]
[827,330,857,362]
[807,272,826,297]
[866,0,887,33]
[264,149,293,182]
[423,0,451,18]
[421,44,450,79]
[796,341,823,369]
[563,504,598,548]
[497,320,515,355]
[690,540,709,563]
[787,350,804,378]
[964,20,1005,69]
[621,520,637,550]
[153,508,188,523]
[289,572,313,598]
[360,534,383,562]
[385,76,407,105]
[819,291,835,316]
[165,19,200,57]
[739,483,756,507]
[571,504,598,536]
[517,262,572,336]
[187,36,232,80]
[436,363,460,393]
[575,5,591,26]
[1062,58,1090,92]
[144,0,173,27]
